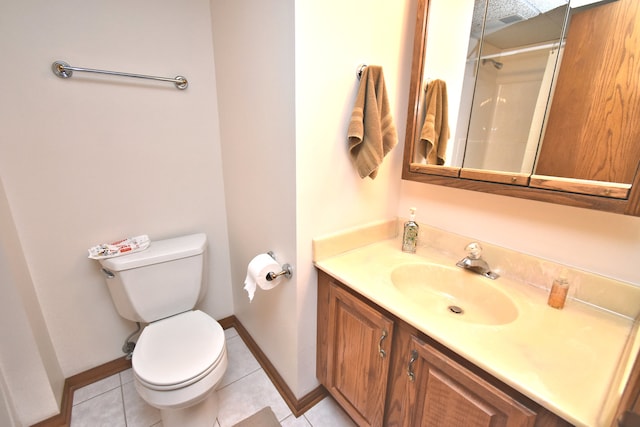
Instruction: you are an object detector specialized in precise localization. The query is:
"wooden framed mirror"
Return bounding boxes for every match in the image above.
[402,0,640,216]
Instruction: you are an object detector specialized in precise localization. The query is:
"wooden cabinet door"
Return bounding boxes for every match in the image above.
[384,322,421,427]
[408,334,536,427]
[536,0,640,184]
[323,280,394,427]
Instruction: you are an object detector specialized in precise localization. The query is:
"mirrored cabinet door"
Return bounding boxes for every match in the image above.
[402,0,640,216]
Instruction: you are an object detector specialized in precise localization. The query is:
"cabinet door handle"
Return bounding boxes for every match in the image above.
[407,350,418,382]
[378,330,388,358]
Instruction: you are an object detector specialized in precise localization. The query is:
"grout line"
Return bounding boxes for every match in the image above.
[120,382,128,427]
[72,385,121,408]
[118,370,128,427]
[218,366,263,391]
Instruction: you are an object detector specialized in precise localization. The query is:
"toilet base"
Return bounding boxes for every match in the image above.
[160,391,219,427]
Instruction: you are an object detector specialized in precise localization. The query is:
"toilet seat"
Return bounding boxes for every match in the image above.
[133,310,225,391]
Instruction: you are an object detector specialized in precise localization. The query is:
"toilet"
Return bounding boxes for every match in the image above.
[98,233,228,427]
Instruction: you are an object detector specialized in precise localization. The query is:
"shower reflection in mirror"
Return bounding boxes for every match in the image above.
[415,0,571,174]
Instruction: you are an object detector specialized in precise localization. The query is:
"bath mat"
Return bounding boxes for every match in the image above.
[232,406,280,427]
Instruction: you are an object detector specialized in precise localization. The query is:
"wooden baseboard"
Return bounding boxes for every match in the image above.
[32,315,325,426]
[225,316,328,417]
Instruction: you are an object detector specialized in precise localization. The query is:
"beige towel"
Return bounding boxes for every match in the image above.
[348,66,398,179]
[419,79,450,165]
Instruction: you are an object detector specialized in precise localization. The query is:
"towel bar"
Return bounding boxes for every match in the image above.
[51,60,188,90]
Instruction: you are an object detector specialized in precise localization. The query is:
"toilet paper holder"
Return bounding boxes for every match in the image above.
[266,251,293,281]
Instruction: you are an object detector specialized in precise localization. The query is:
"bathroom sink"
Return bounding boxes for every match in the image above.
[390,263,518,325]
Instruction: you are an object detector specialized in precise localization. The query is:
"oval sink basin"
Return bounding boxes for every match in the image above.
[390,263,518,325]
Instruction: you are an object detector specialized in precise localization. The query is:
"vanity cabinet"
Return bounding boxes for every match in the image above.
[317,270,394,426]
[317,270,573,427]
[385,322,541,427]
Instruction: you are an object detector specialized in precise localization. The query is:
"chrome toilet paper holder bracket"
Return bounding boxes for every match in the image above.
[266,251,293,281]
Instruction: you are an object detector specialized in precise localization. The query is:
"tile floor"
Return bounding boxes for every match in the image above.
[70,327,356,427]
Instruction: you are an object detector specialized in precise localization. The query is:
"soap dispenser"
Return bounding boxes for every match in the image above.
[402,208,419,253]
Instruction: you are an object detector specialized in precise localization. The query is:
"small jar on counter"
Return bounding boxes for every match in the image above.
[547,273,570,309]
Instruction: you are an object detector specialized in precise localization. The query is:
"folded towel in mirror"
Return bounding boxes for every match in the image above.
[419,79,449,165]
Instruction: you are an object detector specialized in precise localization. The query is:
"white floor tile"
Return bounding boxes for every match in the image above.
[281,413,312,427]
[303,396,356,427]
[122,380,161,427]
[70,327,355,427]
[217,369,291,426]
[72,374,121,405]
[224,327,239,340]
[219,335,261,388]
[119,367,134,385]
[70,388,126,427]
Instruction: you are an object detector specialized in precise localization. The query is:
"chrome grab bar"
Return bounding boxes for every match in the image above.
[51,60,188,90]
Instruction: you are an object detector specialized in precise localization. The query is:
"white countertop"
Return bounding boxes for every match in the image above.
[313,222,639,427]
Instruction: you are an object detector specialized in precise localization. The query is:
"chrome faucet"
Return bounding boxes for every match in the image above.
[456,242,499,280]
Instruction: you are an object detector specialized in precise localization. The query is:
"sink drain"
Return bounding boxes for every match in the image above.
[448,305,464,315]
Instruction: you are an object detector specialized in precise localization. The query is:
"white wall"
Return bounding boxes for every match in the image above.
[0,0,233,388]
[211,0,299,394]
[212,0,414,398]
[0,179,62,425]
[0,247,58,425]
[399,182,640,285]
[0,370,18,427]
[295,0,415,395]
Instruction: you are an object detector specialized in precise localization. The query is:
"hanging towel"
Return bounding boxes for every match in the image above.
[348,66,398,179]
[419,79,450,165]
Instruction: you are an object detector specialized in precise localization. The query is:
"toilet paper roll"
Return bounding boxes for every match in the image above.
[243,253,283,302]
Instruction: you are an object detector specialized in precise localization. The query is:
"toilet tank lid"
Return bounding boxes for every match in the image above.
[99,233,207,271]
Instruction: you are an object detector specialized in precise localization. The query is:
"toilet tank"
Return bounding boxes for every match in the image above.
[99,233,207,323]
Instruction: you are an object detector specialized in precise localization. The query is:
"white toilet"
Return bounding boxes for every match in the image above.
[98,233,228,427]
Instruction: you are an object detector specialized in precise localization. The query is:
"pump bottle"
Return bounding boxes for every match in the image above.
[402,208,419,253]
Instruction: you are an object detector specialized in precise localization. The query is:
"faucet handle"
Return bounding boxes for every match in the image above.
[464,242,483,260]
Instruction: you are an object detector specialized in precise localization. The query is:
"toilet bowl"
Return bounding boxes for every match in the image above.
[97,233,227,427]
[132,310,228,427]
